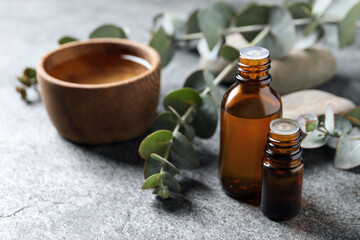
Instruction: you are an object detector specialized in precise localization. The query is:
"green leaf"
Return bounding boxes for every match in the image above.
[138,130,173,160]
[221,45,239,61]
[187,10,201,34]
[184,70,207,92]
[192,94,218,138]
[212,2,236,27]
[170,131,200,169]
[151,111,178,132]
[167,106,195,140]
[287,2,311,19]
[24,68,36,78]
[163,88,202,115]
[319,114,353,135]
[89,24,127,38]
[235,4,270,42]
[16,86,27,100]
[142,172,165,189]
[150,153,180,175]
[325,104,335,135]
[335,129,360,169]
[301,129,327,149]
[311,0,333,17]
[163,172,181,193]
[294,25,323,50]
[258,7,296,59]
[306,118,319,132]
[338,2,360,48]
[144,157,162,179]
[198,7,224,50]
[58,36,78,45]
[183,70,222,106]
[298,113,319,132]
[149,27,175,68]
[344,107,360,126]
[203,70,222,106]
[153,13,175,35]
[157,185,171,199]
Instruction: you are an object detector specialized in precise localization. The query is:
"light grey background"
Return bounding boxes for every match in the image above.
[0,0,359,239]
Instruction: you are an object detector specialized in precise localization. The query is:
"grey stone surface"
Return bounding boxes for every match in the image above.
[0,0,360,239]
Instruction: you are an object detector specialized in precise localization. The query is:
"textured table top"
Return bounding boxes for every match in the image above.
[1,0,359,239]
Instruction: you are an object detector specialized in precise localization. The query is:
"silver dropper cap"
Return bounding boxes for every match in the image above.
[240,46,269,60]
[270,118,300,135]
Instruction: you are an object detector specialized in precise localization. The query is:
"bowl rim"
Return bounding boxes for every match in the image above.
[37,38,161,89]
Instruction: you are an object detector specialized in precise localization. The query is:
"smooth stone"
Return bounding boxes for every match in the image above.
[199,34,337,95]
[282,89,356,120]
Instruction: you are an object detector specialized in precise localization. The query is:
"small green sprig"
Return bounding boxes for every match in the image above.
[16,68,38,102]
[299,104,360,169]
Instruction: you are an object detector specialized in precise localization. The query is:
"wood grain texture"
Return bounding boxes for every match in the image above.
[37,38,161,144]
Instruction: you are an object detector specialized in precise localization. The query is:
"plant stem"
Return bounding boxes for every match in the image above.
[174,18,360,42]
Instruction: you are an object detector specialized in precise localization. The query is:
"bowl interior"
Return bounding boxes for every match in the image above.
[42,39,159,86]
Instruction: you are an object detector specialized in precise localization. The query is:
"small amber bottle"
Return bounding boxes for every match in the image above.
[219,47,282,199]
[260,118,303,221]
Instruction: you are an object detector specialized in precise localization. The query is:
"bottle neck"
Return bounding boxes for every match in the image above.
[265,130,303,167]
[236,56,271,85]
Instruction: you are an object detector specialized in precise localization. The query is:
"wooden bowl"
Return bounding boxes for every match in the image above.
[37,38,161,144]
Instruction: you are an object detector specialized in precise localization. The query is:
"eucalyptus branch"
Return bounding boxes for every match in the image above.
[174,18,360,42]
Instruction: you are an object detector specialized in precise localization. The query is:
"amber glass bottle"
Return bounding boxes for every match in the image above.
[260,118,303,221]
[219,47,282,199]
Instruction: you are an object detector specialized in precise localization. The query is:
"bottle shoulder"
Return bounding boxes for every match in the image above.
[222,82,282,118]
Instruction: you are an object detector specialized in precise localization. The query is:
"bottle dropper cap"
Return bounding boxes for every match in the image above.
[270,118,300,135]
[240,46,269,60]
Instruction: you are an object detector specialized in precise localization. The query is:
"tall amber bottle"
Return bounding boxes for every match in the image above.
[219,47,282,199]
[260,118,303,220]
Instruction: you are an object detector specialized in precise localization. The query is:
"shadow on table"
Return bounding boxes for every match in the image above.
[77,131,149,167]
[152,177,211,214]
[279,197,360,239]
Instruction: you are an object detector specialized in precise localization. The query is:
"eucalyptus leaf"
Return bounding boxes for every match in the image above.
[151,153,180,174]
[171,131,200,169]
[149,27,175,68]
[143,157,162,179]
[318,114,353,135]
[184,70,207,92]
[197,37,223,61]
[338,2,360,48]
[335,129,360,169]
[157,185,170,199]
[153,13,175,35]
[327,135,339,149]
[142,172,165,189]
[311,0,333,17]
[58,36,78,45]
[198,7,225,50]
[221,45,239,61]
[139,130,173,160]
[235,4,270,42]
[163,172,181,193]
[187,9,201,34]
[89,24,127,38]
[163,88,202,115]
[203,70,222,106]
[258,7,296,59]
[167,106,195,140]
[183,70,222,105]
[294,25,323,50]
[344,107,360,126]
[192,94,218,139]
[212,2,236,27]
[301,129,327,149]
[287,2,311,19]
[325,104,335,135]
[151,111,178,132]
[16,86,27,100]
[298,113,319,133]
